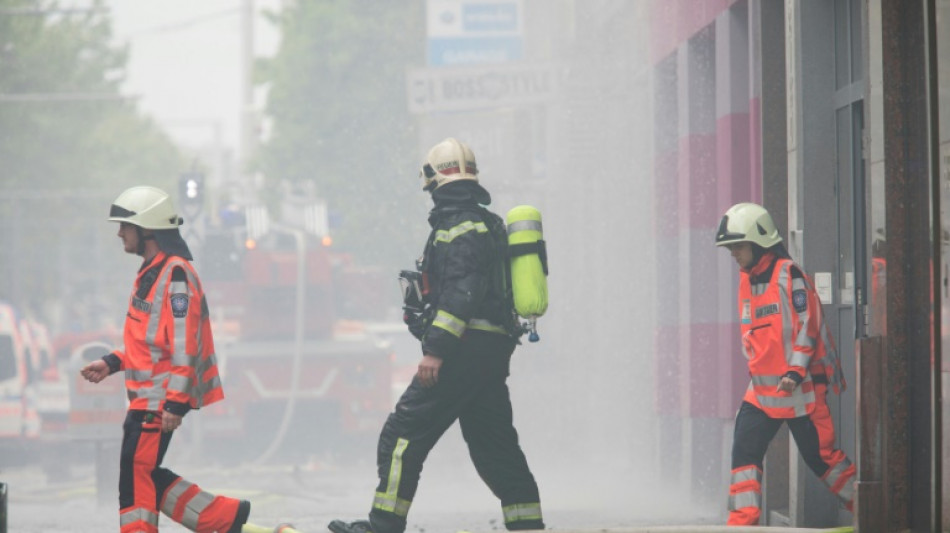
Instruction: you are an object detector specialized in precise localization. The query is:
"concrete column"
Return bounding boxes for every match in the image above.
[749,0,788,232]
[785,0,841,526]
[871,0,941,530]
[712,1,755,517]
[653,50,683,492]
[749,2,791,524]
[676,24,722,508]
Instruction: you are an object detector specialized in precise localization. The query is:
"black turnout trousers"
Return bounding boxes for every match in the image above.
[368,330,542,533]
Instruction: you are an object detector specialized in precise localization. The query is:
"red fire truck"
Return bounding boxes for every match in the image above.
[196,233,395,462]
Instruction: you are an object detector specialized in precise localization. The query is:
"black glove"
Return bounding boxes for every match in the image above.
[102,352,122,374]
[403,308,426,340]
[782,370,804,386]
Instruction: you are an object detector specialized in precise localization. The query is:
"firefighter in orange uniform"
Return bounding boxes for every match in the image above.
[715,203,855,526]
[80,186,299,533]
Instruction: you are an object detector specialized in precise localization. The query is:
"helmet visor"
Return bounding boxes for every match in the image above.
[715,215,746,245]
[109,204,136,219]
[420,163,437,191]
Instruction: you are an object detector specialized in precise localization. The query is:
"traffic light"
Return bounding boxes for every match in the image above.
[178,171,204,215]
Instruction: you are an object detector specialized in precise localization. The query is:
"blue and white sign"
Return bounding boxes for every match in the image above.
[427,0,523,66]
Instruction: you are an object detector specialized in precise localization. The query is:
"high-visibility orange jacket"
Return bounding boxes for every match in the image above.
[111,251,224,413]
[738,253,845,418]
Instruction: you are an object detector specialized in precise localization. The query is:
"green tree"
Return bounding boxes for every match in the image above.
[257,0,427,268]
[0,0,184,313]
[0,0,183,192]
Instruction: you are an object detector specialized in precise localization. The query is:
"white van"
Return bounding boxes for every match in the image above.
[0,303,27,440]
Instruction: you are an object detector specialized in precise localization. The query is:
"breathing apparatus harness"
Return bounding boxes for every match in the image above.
[399,204,523,341]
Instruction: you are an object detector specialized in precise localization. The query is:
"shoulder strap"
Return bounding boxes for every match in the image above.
[136,255,170,300]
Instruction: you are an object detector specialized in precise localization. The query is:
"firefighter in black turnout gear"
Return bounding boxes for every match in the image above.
[329,138,544,533]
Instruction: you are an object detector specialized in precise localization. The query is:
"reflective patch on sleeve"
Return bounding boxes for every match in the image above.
[741,299,751,324]
[170,293,189,318]
[792,289,808,312]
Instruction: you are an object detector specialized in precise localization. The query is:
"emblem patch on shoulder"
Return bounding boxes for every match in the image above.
[170,293,189,318]
[792,289,808,313]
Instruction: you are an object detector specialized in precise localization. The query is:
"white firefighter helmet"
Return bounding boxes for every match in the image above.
[715,202,782,249]
[108,186,183,230]
[420,137,478,191]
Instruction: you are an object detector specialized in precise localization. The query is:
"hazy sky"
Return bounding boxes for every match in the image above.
[104,0,280,152]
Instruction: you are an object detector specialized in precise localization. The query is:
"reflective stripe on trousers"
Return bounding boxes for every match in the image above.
[369,332,542,533]
[727,465,762,526]
[161,478,216,530]
[373,438,413,517]
[119,411,244,533]
[821,453,856,511]
[503,502,543,523]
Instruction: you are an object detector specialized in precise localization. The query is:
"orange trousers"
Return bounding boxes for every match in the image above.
[118,411,249,533]
[727,392,855,526]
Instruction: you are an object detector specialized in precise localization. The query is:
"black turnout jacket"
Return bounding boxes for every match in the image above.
[419,181,517,358]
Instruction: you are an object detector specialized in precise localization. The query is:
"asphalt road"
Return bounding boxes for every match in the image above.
[2,446,725,533]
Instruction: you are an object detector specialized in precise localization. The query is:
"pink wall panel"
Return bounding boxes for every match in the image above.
[655,150,680,239]
[651,0,739,64]
[747,97,762,202]
[684,322,746,418]
[716,111,752,212]
[678,133,718,228]
[652,0,759,421]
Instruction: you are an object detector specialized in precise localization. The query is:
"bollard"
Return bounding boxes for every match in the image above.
[0,481,7,533]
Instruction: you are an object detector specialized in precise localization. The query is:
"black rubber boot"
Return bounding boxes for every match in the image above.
[328,519,374,533]
[226,500,252,533]
[507,519,545,531]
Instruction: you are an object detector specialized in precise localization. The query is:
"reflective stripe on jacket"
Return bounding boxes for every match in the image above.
[420,200,516,357]
[738,255,839,418]
[115,252,224,411]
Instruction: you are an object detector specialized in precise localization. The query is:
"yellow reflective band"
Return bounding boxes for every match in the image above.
[432,310,467,338]
[467,319,507,335]
[373,438,412,517]
[372,493,411,517]
[434,221,488,244]
[502,502,543,523]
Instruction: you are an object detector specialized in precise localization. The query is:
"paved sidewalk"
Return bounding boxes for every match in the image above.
[457,526,854,533]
